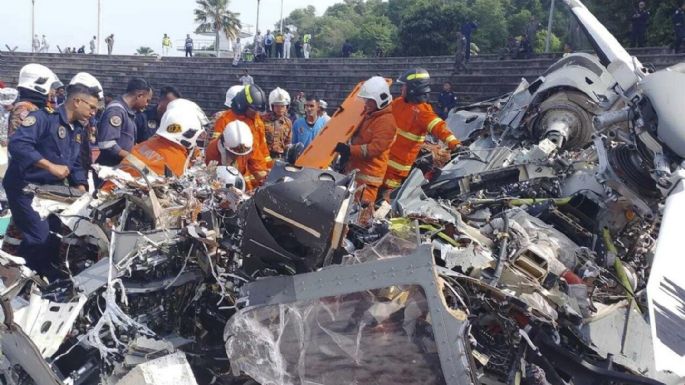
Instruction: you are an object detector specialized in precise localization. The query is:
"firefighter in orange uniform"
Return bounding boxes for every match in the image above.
[212,85,271,186]
[101,99,208,190]
[334,76,397,205]
[204,120,257,191]
[381,68,460,192]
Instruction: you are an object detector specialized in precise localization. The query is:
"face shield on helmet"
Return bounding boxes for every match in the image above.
[358,76,392,110]
[268,87,291,108]
[17,63,61,96]
[156,98,209,149]
[231,84,267,115]
[225,85,245,108]
[222,120,254,156]
[69,72,104,100]
[216,165,246,192]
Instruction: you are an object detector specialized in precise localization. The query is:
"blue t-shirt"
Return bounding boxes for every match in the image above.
[291,116,326,148]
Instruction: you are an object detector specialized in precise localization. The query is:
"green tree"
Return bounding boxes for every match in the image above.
[397,1,468,56]
[194,0,241,56]
[470,0,509,52]
[136,46,155,56]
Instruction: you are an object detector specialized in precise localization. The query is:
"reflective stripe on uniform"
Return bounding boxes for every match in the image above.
[384,178,402,188]
[244,175,256,181]
[387,159,412,172]
[361,144,368,158]
[123,153,158,177]
[265,155,273,163]
[445,135,458,144]
[397,129,425,142]
[407,73,429,80]
[245,85,253,104]
[426,117,442,134]
[356,173,383,185]
[98,140,117,149]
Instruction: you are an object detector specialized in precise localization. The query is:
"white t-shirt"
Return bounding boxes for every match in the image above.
[285,32,293,43]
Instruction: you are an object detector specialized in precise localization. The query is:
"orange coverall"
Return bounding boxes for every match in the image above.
[100,135,189,191]
[204,138,255,191]
[213,110,272,184]
[382,97,460,190]
[345,106,397,204]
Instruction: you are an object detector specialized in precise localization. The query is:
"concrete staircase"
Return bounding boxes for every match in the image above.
[1,47,683,115]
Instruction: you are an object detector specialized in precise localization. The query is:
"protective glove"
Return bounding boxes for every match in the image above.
[334,142,350,158]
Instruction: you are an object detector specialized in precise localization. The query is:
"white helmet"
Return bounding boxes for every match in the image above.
[216,166,246,192]
[224,85,245,108]
[69,72,104,99]
[0,88,18,107]
[358,76,392,109]
[17,63,62,95]
[156,98,208,149]
[319,99,328,110]
[222,120,253,156]
[268,87,290,108]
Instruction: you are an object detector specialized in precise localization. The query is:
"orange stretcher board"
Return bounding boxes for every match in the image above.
[295,78,392,169]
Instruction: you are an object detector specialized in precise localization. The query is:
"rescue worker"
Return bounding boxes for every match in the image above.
[334,76,396,205]
[381,68,460,193]
[263,87,292,161]
[135,85,181,143]
[95,77,152,168]
[8,64,62,139]
[205,120,256,190]
[213,84,271,186]
[211,85,244,140]
[3,72,102,278]
[102,98,208,189]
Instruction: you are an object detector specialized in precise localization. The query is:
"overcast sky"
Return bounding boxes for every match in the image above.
[0,0,339,56]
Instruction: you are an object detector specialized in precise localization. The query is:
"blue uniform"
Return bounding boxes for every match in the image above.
[135,104,160,143]
[291,116,326,149]
[2,106,86,275]
[95,97,137,166]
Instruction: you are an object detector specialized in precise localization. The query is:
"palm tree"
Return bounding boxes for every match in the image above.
[136,46,155,56]
[194,0,241,56]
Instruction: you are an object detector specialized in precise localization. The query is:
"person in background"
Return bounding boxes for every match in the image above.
[263,87,292,161]
[264,30,274,57]
[291,96,325,149]
[303,33,312,59]
[162,33,172,56]
[342,40,353,57]
[292,91,306,120]
[275,31,285,58]
[239,69,254,85]
[136,85,181,143]
[185,34,194,57]
[233,37,242,67]
[437,81,458,120]
[284,29,294,59]
[631,1,650,48]
[318,99,331,124]
[90,36,96,54]
[461,20,478,63]
[105,34,114,55]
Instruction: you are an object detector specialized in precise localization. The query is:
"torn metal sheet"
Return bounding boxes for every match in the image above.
[226,245,475,385]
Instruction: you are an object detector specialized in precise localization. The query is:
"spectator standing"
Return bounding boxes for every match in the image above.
[294,39,303,58]
[185,34,194,57]
[292,91,306,120]
[461,21,478,63]
[520,34,534,59]
[32,34,40,53]
[89,36,96,54]
[292,96,325,148]
[264,30,274,57]
[526,17,541,45]
[105,34,114,55]
[342,40,353,57]
[284,30,294,59]
[437,82,458,119]
[162,34,172,56]
[453,32,468,74]
[630,1,650,48]
[303,33,312,59]
[40,35,49,53]
[275,32,285,58]
[77,46,85,54]
[318,100,331,124]
[232,38,242,67]
[675,2,685,53]
[239,69,254,85]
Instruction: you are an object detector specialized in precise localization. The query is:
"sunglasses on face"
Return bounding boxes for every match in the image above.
[78,98,99,111]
